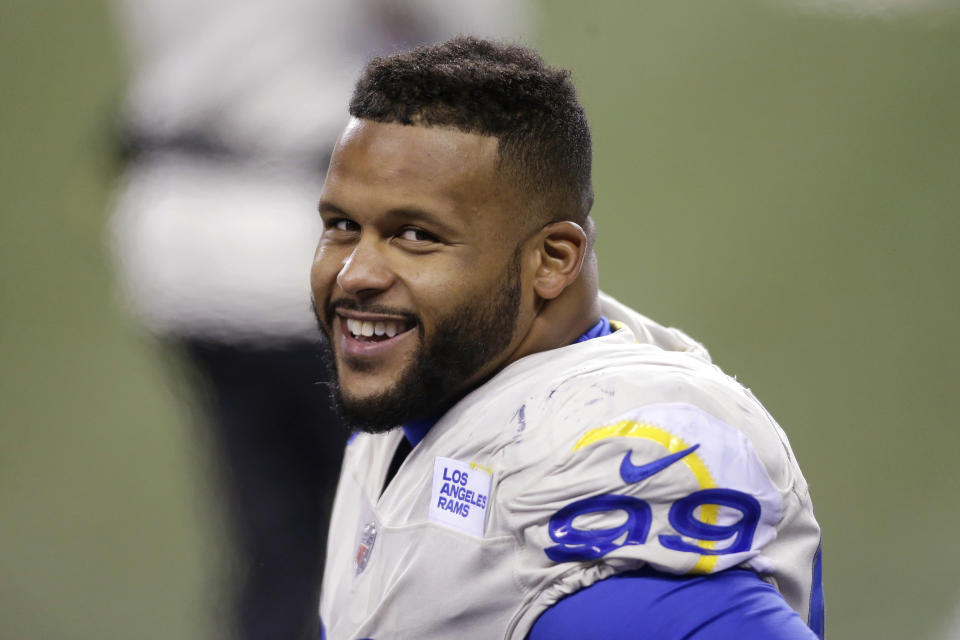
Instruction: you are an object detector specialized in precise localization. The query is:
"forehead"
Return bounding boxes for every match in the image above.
[321,119,509,231]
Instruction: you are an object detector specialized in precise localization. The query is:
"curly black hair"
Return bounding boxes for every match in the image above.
[349,36,593,226]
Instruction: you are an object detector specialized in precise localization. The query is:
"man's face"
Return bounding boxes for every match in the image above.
[311,119,532,432]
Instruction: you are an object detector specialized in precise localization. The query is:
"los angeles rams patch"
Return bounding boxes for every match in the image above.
[429,457,492,539]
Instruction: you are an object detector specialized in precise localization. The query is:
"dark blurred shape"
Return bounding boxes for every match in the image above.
[185,342,343,640]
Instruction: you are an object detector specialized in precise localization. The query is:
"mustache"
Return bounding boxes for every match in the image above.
[311,297,420,329]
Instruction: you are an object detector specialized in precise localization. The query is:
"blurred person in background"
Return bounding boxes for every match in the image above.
[107,2,534,638]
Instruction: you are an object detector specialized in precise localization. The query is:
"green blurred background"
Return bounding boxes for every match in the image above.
[2,0,959,637]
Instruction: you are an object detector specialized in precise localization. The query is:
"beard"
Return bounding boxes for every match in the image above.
[314,250,522,433]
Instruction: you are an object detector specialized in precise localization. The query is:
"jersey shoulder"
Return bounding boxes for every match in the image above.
[494,337,802,607]
[504,334,802,499]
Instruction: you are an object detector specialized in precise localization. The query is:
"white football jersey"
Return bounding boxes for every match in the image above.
[319,292,821,639]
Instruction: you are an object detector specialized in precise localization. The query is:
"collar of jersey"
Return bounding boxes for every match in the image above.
[400,316,612,448]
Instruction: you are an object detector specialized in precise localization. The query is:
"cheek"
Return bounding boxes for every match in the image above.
[409,268,500,328]
[402,268,468,314]
[310,244,342,293]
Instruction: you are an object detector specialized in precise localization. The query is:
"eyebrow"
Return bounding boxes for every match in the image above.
[318,201,348,217]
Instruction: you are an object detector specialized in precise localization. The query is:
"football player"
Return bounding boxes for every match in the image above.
[311,36,823,639]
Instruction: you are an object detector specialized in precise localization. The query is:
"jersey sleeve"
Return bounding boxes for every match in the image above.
[526,568,819,640]
[496,363,806,634]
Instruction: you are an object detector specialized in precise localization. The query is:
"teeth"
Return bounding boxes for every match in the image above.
[344,317,406,339]
[346,318,361,336]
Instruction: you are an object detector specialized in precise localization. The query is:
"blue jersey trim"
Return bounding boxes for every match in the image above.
[402,417,436,447]
[809,541,825,639]
[573,316,611,343]
[527,568,819,640]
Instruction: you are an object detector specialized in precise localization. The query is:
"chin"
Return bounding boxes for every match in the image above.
[337,361,408,398]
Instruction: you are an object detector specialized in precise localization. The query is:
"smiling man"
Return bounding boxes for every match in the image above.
[312,37,823,640]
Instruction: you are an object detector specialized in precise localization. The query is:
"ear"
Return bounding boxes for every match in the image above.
[529,221,588,300]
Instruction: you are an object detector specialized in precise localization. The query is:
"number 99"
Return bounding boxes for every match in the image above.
[544,488,762,563]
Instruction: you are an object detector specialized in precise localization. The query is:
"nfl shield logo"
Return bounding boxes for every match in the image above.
[355,521,377,575]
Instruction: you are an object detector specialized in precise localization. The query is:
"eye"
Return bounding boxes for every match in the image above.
[324,217,359,233]
[398,227,438,243]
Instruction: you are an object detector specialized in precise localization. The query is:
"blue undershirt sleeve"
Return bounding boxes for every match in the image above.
[527,568,819,640]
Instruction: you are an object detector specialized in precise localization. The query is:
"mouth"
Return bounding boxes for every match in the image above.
[343,316,414,342]
[334,309,419,359]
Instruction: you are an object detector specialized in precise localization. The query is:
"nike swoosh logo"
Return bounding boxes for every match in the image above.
[619,444,700,484]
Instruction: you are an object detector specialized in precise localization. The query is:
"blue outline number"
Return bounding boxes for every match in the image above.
[659,488,761,555]
[545,494,652,562]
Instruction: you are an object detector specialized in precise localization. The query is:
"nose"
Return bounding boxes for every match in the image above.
[336,237,395,297]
